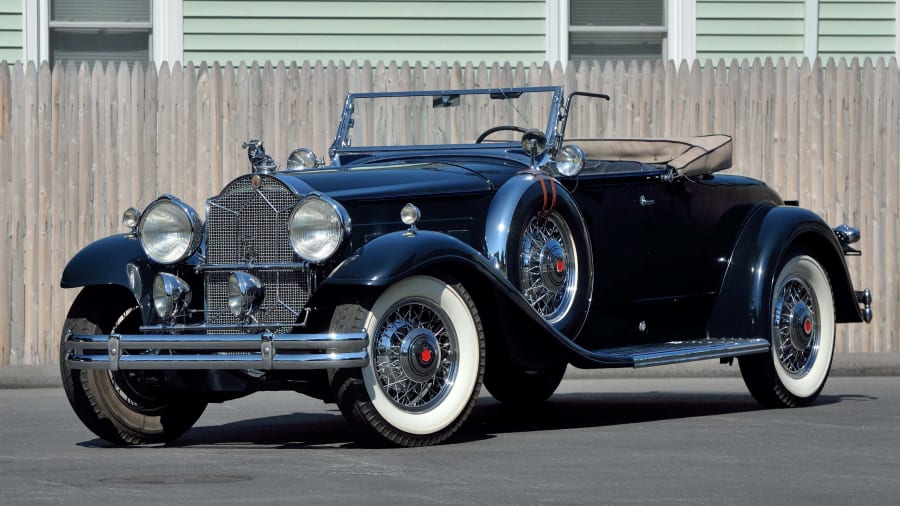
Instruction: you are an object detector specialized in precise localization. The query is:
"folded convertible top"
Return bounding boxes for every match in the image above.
[568,134,733,177]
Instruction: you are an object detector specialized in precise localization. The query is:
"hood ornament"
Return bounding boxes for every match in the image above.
[242,139,277,174]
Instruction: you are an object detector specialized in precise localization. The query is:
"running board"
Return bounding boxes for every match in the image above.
[586,338,770,368]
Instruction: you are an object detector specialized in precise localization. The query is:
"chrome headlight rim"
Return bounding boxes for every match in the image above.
[555,144,586,177]
[137,195,203,265]
[287,193,351,264]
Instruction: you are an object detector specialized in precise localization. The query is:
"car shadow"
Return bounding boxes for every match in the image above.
[75,391,865,449]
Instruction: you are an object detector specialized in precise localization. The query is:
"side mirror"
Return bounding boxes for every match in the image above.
[520,129,547,170]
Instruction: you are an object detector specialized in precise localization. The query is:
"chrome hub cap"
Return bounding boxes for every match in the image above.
[520,211,577,323]
[373,300,457,411]
[539,240,567,292]
[773,277,819,377]
[399,328,442,383]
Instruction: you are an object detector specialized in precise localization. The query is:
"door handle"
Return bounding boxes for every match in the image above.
[639,195,655,207]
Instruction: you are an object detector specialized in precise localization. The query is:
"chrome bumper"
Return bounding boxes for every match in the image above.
[63,329,369,371]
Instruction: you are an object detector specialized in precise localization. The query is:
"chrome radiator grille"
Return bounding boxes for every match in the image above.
[206,176,297,264]
[204,176,310,331]
[205,270,311,330]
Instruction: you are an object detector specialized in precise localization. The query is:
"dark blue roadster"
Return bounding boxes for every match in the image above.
[60,86,872,446]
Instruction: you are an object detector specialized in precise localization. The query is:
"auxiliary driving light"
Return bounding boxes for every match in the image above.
[152,273,192,320]
[227,271,265,319]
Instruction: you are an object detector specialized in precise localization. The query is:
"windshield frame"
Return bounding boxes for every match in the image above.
[329,86,565,161]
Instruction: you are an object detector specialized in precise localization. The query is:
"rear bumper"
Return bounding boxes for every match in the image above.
[63,329,369,371]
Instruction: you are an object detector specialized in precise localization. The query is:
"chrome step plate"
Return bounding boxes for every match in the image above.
[589,338,769,368]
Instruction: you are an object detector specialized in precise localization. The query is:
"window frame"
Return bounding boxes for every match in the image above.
[546,0,695,64]
[24,0,182,66]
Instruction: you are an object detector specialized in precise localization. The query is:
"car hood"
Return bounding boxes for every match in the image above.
[280,162,499,201]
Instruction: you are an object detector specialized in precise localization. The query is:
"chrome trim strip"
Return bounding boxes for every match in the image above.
[195,262,311,272]
[63,330,369,371]
[139,315,311,332]
[68,332,367,351]
[66,352,369,371]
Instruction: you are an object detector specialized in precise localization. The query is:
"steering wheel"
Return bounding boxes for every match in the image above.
[475,125,529,144]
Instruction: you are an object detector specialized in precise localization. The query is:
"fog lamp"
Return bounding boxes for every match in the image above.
[152,273,192,320]
[228,271,265,319]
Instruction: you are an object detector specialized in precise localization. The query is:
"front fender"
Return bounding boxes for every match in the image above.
[61,234,157,319]
[310,230,626,368]
[708,204,863,341]
[318,230,498,288]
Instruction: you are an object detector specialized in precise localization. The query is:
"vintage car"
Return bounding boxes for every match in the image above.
[60,86,872,447]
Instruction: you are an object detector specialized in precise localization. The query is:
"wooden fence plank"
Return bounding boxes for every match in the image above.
[35,62,57,364]
[888,59,900,352]
[142,63,159,205]
[859,60,876,351]
[196,63,212,201]
[13,62,31,364]
[8,63,23,364]
[0,62,9,365]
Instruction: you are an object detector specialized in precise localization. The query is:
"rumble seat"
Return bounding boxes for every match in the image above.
[568,135,733,177]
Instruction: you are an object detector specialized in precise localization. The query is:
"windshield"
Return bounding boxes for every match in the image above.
[334,88,561,150]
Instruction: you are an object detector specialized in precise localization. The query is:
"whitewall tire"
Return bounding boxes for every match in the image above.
[739,254,836,407]
[332,275,485,446]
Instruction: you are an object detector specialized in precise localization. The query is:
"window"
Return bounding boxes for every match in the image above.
[48,0,151,67]
[568,0,666,65]
[547,0,694,64]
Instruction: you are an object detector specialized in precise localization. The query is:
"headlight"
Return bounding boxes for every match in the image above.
[288,195,349,263]
[555,144,586,177]
[138,196,202,264]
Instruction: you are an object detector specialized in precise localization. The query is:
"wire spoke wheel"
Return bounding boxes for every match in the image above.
[373,299,458,412]
[519,211,578,323]
[772,276,819,377]
[331,275,484,447]
[739,253,835,408]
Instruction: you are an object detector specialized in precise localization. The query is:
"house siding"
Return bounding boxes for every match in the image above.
[818,0,897,61]
[0,0,22,63]
[696,0,806,62]
[182,0,547,65]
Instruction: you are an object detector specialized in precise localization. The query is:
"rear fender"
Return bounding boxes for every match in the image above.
[61,234,157,323]
[708,204,863,341]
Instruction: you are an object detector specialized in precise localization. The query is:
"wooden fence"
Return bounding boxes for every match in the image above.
[0,58,898,366]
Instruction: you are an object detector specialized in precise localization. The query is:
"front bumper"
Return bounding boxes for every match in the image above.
[63,329,369,371]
